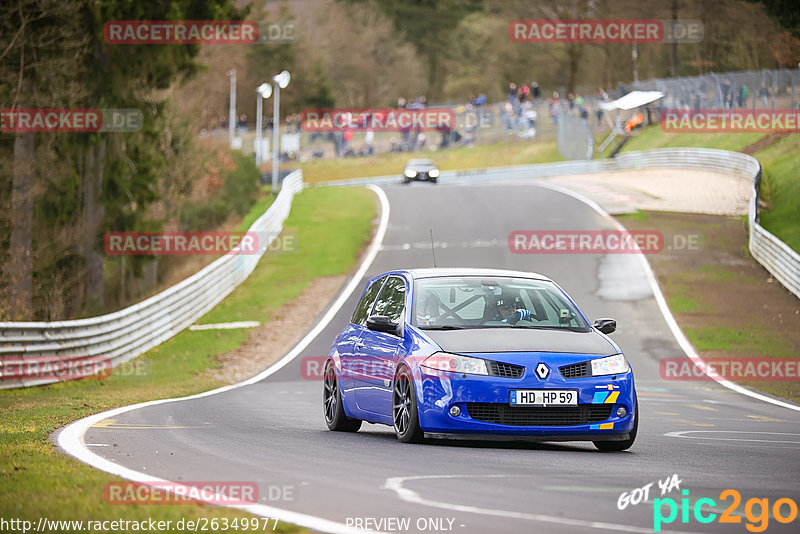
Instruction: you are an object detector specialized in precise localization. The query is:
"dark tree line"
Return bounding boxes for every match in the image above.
[1,0,243,320]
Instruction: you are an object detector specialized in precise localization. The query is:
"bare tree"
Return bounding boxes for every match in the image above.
[0,0,86,319]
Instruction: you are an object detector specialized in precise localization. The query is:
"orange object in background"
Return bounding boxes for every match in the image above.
[625,112,644,133]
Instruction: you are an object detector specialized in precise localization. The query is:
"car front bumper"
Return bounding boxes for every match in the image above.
[413,353,636,439]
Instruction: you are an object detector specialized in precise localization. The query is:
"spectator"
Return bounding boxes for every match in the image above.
[343,128,354,157]
[509,83,517,104]
[518,83,530,103]
[597,88,609,123]
[759,83,769,108]
[531,81,540,100]
[549,92,560,124]
[502,101,515,133]
[364,129,374,156]
[521,100,537,138]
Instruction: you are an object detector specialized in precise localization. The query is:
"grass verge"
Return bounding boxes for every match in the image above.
[297,140,562,182]
[298,124,798,253]
[0,186,376,532]
[617,211,800,402]
[619,125,800,253]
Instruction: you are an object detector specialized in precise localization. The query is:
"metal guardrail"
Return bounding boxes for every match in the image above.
[4,148,797,389]
[0,171,304,389]
[320,148,799,300]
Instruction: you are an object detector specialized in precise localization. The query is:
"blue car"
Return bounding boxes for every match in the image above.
[323,268,637,451]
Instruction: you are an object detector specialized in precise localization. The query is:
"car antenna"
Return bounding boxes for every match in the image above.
[429,228,437,268]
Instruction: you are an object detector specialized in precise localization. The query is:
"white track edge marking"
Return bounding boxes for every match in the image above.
[57,185,391,534]
[383,475,699,534]
[534,181,800,413]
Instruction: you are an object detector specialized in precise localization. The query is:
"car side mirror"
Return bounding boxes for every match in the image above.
[593,318,616,335]
[367,315,401,335]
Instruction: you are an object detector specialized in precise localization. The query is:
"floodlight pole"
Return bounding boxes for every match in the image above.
[271,83,280,194]
[271,70,290,195]
[228,69,236,147]
[255,91,263,165]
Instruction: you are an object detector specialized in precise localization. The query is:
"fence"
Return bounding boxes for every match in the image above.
[632,69,800,111]
[0,171,304,389]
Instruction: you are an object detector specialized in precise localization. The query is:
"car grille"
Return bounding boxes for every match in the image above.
[487,361,525,378]
[560,361,590,379]
[466,403,613,426]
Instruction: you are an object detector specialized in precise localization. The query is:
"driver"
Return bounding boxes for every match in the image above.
[497,297,532,324]
[416,290,442,326]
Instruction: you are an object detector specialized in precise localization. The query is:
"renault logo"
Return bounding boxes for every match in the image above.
[535,363,550,379]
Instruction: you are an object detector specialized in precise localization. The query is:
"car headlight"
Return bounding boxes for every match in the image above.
[421,352,488,376]
[428,169,440,178]
[404,169,417,178]
[591,354,629,376]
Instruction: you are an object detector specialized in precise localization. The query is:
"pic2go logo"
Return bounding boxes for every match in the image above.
[654,489,798,532]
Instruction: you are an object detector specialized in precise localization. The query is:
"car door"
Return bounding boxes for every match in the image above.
[354,276,406,415]
[341,276,386,393]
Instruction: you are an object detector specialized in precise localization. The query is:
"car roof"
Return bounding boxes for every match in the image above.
[400,267,551,281]
[406,159,434,166]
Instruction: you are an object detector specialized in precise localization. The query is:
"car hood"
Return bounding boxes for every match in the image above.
[421,327,617,356]
[406,165,436,171]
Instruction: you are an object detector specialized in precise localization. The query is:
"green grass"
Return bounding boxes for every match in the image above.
[700,264,738,283]
[300,124,797,253]
[752,135,800,253]
[615,125,800,252]
[297,140,562,182]
[667,293,700,313]
[0,186,376,532]
[684,326,797,357]
[236,186,274,231]
[620,126,763,153]
[616,211,651,223]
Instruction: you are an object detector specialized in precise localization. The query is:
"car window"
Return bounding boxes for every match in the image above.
[351,277,385,326]
[413,276,589,331]
[372,276,406,324]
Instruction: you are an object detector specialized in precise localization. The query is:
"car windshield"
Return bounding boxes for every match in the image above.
[407,159,434,167]
[413,276,590,331]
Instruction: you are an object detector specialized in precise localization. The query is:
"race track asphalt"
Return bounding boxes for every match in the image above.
[73,181,800,534]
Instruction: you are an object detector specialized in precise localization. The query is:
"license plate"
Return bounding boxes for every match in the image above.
[510,389,577,406]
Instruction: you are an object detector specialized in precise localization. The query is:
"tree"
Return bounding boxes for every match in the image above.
[749,0,800,39]
[0,0,87,320]
[345,0,483,100]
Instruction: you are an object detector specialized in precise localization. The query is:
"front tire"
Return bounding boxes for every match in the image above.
[594,397,638,452]
[392,366,425,443]
[323,360,362,432]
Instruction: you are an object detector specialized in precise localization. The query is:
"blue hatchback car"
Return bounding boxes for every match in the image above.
[323,268,638,451]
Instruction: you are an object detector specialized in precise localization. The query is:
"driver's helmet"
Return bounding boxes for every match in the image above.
[416,290,442,326]
[495,292,522,317]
